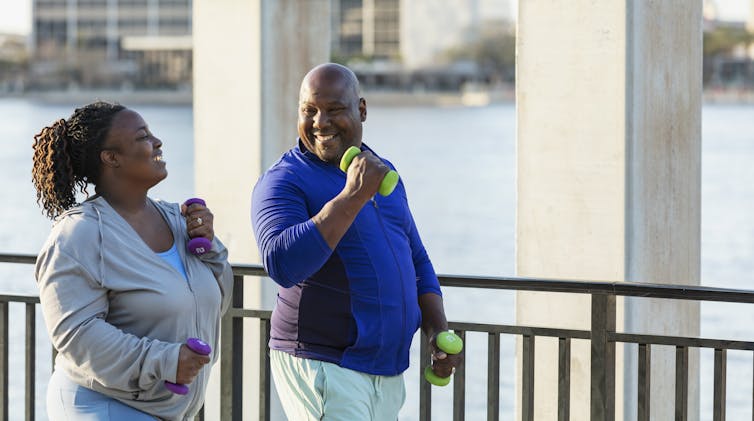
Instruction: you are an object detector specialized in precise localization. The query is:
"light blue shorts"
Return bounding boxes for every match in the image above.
[46,370,157,421]
[270,349,405,421]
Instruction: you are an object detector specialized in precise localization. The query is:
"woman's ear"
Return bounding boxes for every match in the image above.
[100,149,120,168]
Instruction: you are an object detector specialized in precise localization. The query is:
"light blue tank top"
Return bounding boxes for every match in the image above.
[156,242,188,281]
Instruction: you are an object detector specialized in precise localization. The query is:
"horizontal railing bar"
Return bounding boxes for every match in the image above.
[0,253,36,264]
[449,321,591,340]
[227,309,272,319]
[6,254,754,304]
[224,264,268,277]
[5,253,754,303]
[611,333,754,350]
[0,295,39,304]
[223,312,592,343]
[439,275,754,303]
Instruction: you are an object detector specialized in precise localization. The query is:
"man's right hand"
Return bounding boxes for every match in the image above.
[342,150,391,202]
[312,150,392,249]
[175,343,210,384]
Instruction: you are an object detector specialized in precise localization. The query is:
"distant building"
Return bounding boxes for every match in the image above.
[0,33,29,92]
[31,0,192,90]
[331,0,514,90]
[331,0,400,61]
[401,0,512,70]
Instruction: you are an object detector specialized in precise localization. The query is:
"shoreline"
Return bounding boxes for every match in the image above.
[3,87,754,107]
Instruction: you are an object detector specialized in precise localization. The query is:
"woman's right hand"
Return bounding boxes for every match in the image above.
[175,343,211,384]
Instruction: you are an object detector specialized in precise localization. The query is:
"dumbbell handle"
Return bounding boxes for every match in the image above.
[424,331,463,387]
[339,146,399,196]
[183,198,212,255]
[165,338,212,395]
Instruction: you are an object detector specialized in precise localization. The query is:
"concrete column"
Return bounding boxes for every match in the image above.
[193,1,330,419]
[516,2,701,421]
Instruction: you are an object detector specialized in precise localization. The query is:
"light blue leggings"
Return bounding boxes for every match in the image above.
[46,370,156,421]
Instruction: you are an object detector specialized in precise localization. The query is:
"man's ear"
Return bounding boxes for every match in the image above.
[359,97,367,122]
[100,149,120,168]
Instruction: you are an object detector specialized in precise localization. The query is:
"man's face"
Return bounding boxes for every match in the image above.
[297,74,366,165]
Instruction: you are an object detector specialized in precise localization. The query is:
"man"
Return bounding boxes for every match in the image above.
[251,63,461,420]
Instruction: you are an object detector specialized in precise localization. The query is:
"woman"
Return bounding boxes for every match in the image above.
[32,101,233,420]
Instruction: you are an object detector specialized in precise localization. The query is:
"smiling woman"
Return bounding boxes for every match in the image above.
[30,101,234,421]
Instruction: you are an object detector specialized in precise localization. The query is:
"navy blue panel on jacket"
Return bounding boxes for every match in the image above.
[251,140,442,376]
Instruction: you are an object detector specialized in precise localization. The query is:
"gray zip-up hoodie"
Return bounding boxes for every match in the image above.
[35,196,233,420]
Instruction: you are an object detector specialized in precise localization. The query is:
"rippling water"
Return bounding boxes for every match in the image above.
[0,98,752,420]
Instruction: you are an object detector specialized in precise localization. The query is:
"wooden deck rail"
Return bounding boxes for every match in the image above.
[2,253,754,421]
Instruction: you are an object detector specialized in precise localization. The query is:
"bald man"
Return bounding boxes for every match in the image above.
[251,63,461,420]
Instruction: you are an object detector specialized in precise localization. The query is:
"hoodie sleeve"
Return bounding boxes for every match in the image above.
[35,243,182,390]
[197,236,234,315]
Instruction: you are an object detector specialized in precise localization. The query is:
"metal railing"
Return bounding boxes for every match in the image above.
[2,252,754,421]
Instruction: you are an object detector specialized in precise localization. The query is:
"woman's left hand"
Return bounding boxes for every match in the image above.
[181,201,215,242]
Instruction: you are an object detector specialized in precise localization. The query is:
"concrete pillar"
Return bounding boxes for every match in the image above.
[193,1,330,419]
[516,2,701,421]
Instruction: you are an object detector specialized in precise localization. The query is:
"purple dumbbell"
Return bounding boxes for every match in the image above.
[165,337,212,395]
[183,198,212,255]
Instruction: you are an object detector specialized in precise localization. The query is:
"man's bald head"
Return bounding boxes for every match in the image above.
[299,63,361,103]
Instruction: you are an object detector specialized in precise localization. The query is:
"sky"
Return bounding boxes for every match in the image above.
[0,0,751,36]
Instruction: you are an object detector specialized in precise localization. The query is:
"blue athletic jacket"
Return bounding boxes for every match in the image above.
[251,141,442,376]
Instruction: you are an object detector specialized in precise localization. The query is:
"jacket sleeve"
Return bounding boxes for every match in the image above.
[251,172,332,288]
[35,244,182,390]
[405,196,442,297]
[197,236,234,315]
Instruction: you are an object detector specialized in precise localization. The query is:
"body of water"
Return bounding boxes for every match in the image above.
[0,98,752,420]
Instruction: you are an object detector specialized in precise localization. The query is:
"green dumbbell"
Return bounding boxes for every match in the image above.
[424,331,463,386]
[339,146,400,196]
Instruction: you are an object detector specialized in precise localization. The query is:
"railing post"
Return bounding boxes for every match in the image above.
[522,334,535,421]
[713,348,727,421]
[453,330,466,421]
[420,332,431,421]
[638,344,651,421]
[558,337,571,421]
[25,304,35,421]
[591,293,615,421]
[259,319,270,421]
[221,275,245,421]
[675,346,689,421]
[488,332,500,421]
[1,301,8,421]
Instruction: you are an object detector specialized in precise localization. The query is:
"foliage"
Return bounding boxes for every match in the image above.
[704,26,754,57]
[441,21,516,83]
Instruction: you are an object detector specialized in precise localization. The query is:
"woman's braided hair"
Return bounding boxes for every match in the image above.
[32,101,125,219]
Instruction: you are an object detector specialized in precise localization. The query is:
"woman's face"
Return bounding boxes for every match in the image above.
[102,109,167,189]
